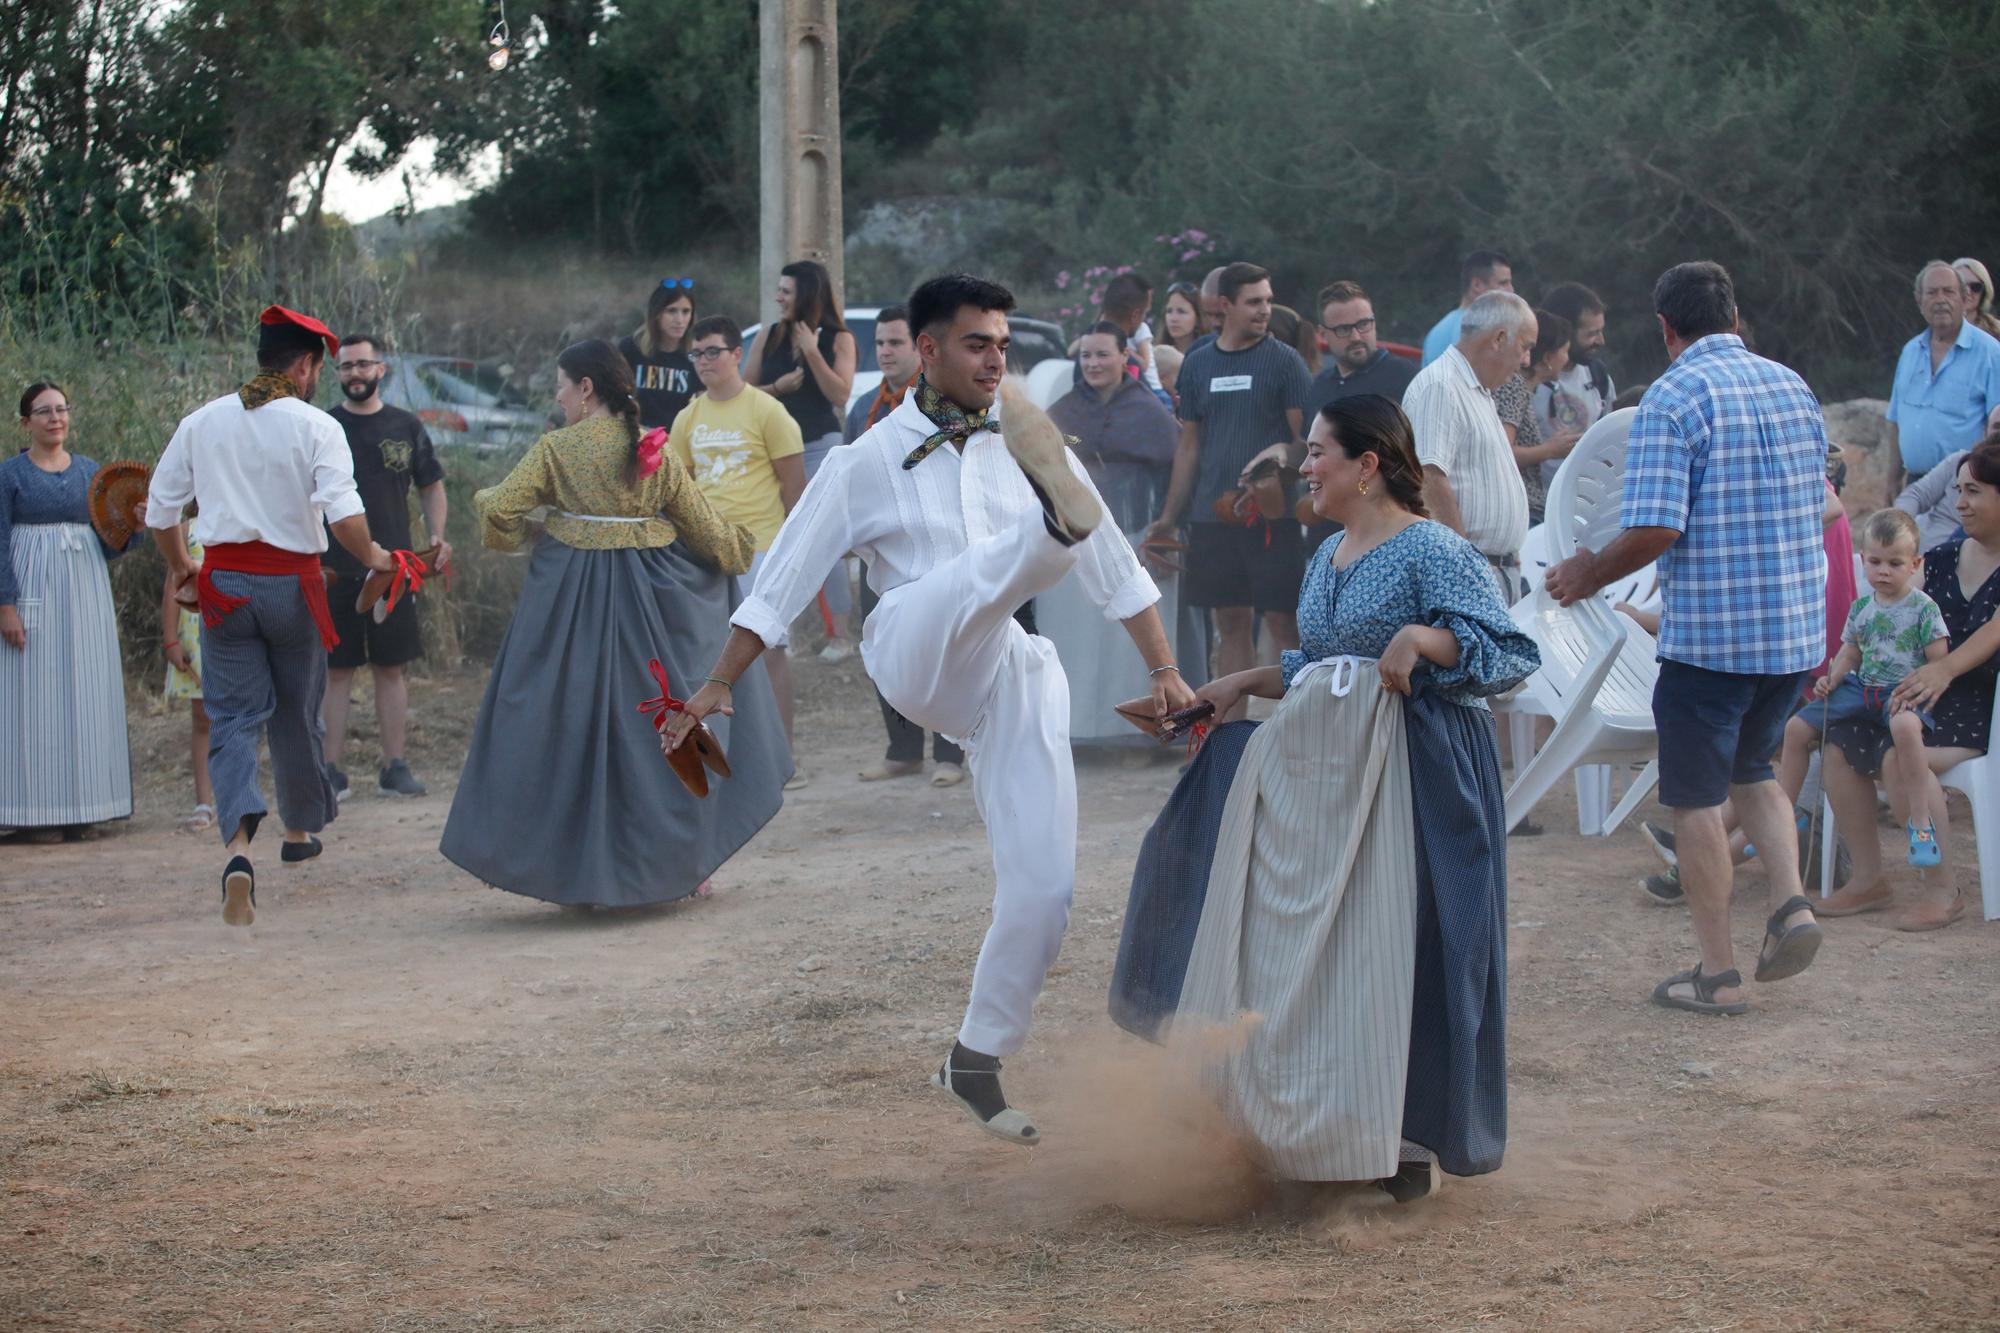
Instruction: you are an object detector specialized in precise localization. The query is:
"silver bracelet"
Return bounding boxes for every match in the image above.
[1148,664,1181,678]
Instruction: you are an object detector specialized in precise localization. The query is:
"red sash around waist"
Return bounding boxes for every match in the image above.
[197,541,338,650]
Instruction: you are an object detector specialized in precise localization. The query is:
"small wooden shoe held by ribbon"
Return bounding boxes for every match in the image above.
[637,658,732,798]
[354,544,444,624]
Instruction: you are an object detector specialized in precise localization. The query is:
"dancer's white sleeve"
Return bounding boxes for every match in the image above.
[730,446,861,649]
[1067,451,1161,621]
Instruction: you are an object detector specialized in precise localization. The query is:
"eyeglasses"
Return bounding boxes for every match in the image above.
[660,277,695,291]
[1321,317,1376,339]
[28,404,72,418]
[689,346,732,362]
[336,358,383,372]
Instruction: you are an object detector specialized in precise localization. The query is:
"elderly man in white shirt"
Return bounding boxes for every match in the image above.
[1403,291,1537,598]
[146,306,394,928]
[667,274,1195,1146]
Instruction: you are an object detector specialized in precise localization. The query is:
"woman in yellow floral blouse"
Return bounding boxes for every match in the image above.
[440,339,793,909]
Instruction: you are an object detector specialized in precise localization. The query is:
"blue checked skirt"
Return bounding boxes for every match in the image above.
[1109,693,1508,1178]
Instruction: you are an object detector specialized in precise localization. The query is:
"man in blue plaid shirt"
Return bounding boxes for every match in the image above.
[1548,261,1827,1017]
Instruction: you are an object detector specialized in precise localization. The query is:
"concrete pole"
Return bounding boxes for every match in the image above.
[759,0,844,325]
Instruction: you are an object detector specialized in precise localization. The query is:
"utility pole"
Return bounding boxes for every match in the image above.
[759,0,844,323]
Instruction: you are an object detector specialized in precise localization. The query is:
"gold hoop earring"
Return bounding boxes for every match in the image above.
[1357,481,1369,496]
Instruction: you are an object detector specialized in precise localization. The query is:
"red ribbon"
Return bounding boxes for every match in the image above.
[637,426,669,479]
[379,548,433,617]
[637,658,686,734]
[198,541,338,651]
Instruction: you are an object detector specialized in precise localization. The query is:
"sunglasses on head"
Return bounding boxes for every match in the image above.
[659,277,695,291]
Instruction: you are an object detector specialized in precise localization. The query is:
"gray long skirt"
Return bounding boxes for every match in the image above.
[440,537,792,907]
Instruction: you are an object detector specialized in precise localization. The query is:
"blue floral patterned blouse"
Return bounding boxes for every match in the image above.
[1280,519,1541,708]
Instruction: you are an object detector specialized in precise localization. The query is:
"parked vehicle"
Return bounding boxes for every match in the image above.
[377,354,546,454]
[742,308,1069,417]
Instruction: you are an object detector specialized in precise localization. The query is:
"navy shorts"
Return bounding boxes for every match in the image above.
[326,573,425,670]
[1184,520,1305,615]
[1793,677,1934,735]
[1653,660,1809,809]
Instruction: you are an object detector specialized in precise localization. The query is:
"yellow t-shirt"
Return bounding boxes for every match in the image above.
[669,386,805,551]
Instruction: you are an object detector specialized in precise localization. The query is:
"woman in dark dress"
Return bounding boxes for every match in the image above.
[745,259,858,658]
[1817,443,2000,930]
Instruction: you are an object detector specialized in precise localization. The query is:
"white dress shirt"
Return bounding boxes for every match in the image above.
[145,393,364,553]
[1404,345,1529,557]
[732,392,1160,648]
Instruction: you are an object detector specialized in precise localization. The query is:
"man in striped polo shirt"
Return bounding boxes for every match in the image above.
[1403,290,1536,600]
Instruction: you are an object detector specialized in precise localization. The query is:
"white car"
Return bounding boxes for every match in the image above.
[742,307,1072,417]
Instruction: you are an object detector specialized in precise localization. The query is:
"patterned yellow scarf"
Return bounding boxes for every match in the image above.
[238,369,302,410]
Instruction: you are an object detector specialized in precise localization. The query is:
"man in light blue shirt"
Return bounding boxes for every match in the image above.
[1420,250,1513,366]
[1887,260,2000,479]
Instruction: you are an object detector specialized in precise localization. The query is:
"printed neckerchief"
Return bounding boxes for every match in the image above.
[866,376,910,432]
[902,375,991,471]
[238,369,301,410]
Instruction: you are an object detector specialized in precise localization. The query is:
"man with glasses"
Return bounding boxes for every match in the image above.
[669,315,808,779]
[1303,280,1418,422]
[1887,261,2000,486]
[322,333,450,800]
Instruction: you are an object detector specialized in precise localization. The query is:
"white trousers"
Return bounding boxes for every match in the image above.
[862,516,1081,1057]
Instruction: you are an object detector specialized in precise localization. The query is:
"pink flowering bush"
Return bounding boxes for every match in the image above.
[1051,228,1219,324]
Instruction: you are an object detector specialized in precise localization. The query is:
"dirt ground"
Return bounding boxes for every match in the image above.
[3,654,1998,1332]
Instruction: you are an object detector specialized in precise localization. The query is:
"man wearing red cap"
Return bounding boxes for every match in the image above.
[145,306,396,926]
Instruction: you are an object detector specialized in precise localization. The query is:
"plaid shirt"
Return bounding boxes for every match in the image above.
[1621,334,1827,675]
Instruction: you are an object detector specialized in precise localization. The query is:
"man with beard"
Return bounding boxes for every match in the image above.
[665,273,1193,1144]
[1303,280,1418,421]
[321,334,451,799]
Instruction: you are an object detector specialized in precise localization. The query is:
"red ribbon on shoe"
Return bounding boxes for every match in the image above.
[636,427,669,479]
[637,658,686,734]
[379,548,433,616]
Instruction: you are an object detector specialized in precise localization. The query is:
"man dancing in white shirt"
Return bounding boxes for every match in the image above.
[665,274,1196,1143]
[146,306,395,927]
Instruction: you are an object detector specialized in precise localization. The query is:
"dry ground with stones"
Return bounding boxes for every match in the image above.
[3,657,1998,1331]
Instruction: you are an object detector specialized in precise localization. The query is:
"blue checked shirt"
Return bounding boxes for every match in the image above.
[1621,334,1828,675]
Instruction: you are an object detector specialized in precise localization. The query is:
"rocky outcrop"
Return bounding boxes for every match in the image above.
[1823,398,1895,512]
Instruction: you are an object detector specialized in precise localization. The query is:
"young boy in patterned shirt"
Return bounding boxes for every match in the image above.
[1780,508,1949,866]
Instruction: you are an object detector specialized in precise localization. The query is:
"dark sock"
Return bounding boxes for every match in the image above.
[941,1041,1010,1122]
[1021,476,1079,547]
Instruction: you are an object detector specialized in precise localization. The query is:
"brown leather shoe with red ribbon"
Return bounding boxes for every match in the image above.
[638,659,731,798]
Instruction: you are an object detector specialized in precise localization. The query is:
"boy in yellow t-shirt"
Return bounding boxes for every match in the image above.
[672,315,810,781]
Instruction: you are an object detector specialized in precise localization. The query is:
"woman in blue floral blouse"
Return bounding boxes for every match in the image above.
[1111,395,1539,1203]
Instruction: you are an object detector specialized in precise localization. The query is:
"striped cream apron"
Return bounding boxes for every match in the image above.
[1173,656,1416,1182]
[0,521,133,826]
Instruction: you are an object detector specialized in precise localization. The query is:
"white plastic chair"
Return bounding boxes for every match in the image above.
[1503,408,1662,836]
[1818,687,2000,919]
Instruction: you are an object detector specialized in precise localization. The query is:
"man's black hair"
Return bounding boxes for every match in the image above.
[338,332,386,354]
[907,273,1016,340]
[257,322,327,370]
[1540,282,1604,329]
[1653,261,1737,341]
[1459,249,1511,294]
[1083,319,1130,351]
[1218,262,1270,303]
[688,314,742,351]
[875,304,910,330]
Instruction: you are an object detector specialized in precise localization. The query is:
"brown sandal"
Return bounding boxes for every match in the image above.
[1894,893,1964,933]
